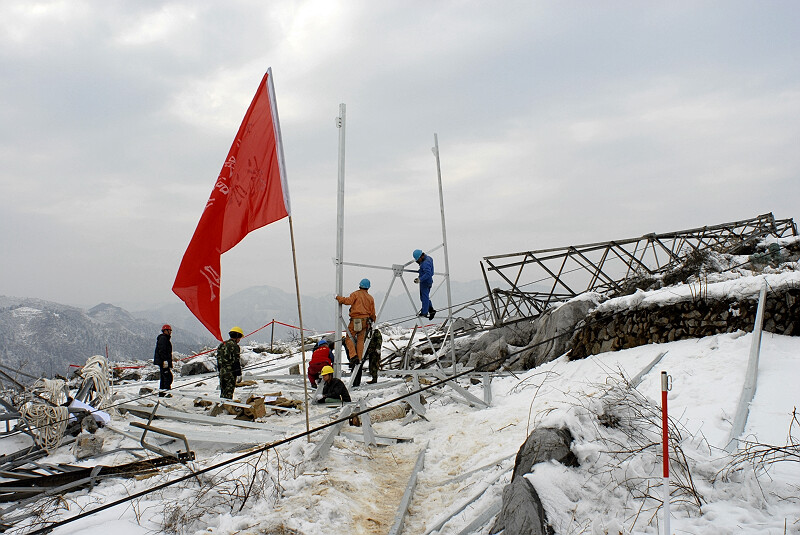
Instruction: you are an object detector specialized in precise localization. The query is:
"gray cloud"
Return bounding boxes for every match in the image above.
[1,1,798,315]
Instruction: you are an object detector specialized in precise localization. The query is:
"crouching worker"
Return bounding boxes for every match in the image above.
[315,366,351,404]
[308,339,333,388]
[217,326,244,399]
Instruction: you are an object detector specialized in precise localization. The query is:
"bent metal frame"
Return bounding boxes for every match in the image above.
[479,212,797,327]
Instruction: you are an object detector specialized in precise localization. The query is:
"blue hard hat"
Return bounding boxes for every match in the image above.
[359,278,371,289]
[316,339,327,348]
[413,249,423,261]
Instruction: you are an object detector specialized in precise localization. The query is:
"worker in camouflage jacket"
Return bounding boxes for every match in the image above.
[365,328,382,384]
[216,326,244,399]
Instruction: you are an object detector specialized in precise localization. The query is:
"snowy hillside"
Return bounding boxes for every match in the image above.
[0,297,207,377]
[1,268,799,534]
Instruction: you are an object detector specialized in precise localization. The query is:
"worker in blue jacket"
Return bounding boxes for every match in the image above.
[413,249,436,320]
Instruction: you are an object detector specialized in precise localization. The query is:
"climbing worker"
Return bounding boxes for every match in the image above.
[308,339,333,388]
[413,249,436,320]
[153,324,173,396]
[216,326,244,399]
[316,365,352,404]
[335,278,377,368]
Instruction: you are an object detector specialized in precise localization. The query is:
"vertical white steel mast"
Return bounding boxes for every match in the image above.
[334,104,346,376]
[432,133,456,369]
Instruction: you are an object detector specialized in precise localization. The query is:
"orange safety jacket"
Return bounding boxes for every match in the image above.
[336,289,376,321]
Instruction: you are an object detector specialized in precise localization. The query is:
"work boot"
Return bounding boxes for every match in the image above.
[428,307,436,320]
[418,310,427,318]
[368,377,378,384]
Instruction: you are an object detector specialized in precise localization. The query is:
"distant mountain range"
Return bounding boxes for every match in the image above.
[132,279,496,343]
[0,280,494,379]
[0,297,208,379]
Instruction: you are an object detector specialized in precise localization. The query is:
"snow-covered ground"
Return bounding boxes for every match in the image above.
[3,271,800,535]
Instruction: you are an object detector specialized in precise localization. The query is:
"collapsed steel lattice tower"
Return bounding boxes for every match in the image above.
[478,212,797,326]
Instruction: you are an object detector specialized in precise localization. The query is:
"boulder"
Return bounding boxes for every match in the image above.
[492,427,577,535]
[490,476,551,535]
[515,297,598,370]
[466,338,508,371]
[180,358,216,376]
[512,427,578,479]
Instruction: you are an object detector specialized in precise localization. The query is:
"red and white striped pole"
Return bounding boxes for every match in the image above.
[661,370,671,535]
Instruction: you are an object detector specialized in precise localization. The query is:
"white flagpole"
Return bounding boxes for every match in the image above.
[288,216,310,439]
[268,68,310,438]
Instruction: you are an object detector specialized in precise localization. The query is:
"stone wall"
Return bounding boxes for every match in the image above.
[569,287,800,360]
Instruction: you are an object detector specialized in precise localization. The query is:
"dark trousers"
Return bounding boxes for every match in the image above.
[159,367,173,395]
[419,282,433,315]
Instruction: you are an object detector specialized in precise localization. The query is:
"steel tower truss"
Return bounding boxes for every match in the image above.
[479,213,797,326]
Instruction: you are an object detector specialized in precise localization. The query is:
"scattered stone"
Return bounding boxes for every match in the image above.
[74,433,103,460]
[80,414,99,434]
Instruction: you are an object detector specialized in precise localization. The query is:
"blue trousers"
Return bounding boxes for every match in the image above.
[419,282,433,315]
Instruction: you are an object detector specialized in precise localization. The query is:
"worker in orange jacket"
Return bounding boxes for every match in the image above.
[335,278,376,364]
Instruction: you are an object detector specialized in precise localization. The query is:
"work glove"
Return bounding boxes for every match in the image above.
[414,278,419,284]
[161,361,168,369]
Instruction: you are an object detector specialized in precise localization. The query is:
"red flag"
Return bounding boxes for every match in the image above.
[173,69,291,340]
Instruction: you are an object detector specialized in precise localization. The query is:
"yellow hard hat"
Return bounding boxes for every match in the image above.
[229,326,244,337]
[320,365,334,376]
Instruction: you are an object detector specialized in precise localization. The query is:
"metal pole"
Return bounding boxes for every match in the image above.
[335,104,346,377]
[432,134,456,371]
[725,281,767,452]
[661,370,670,535]
[270,319,275,351]
[288,216,310,440]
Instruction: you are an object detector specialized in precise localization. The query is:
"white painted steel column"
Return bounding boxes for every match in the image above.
[432,133,456,370]
[725,281,767,452]
[334,104,346,377]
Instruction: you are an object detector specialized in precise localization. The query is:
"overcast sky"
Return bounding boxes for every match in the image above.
[1,1,798,311]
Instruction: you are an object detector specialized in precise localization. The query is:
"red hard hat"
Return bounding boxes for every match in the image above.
[162,324,172,331]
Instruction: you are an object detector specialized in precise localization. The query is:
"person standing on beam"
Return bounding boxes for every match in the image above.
[413,249,436,320]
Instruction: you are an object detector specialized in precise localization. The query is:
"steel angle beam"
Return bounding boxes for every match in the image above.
[339,432,413,446]
[422,469,511,535]
[432,371,489,408]
[628,351,668,389]
[455,501,502,535]
[387,441,429,535]
[130,404,194,461]
[309,404,354,460]
[405,374,428,422]
[118,403,291,433]
[437,453,515,487]
[358,401,377,447]
[481,372,493,406]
